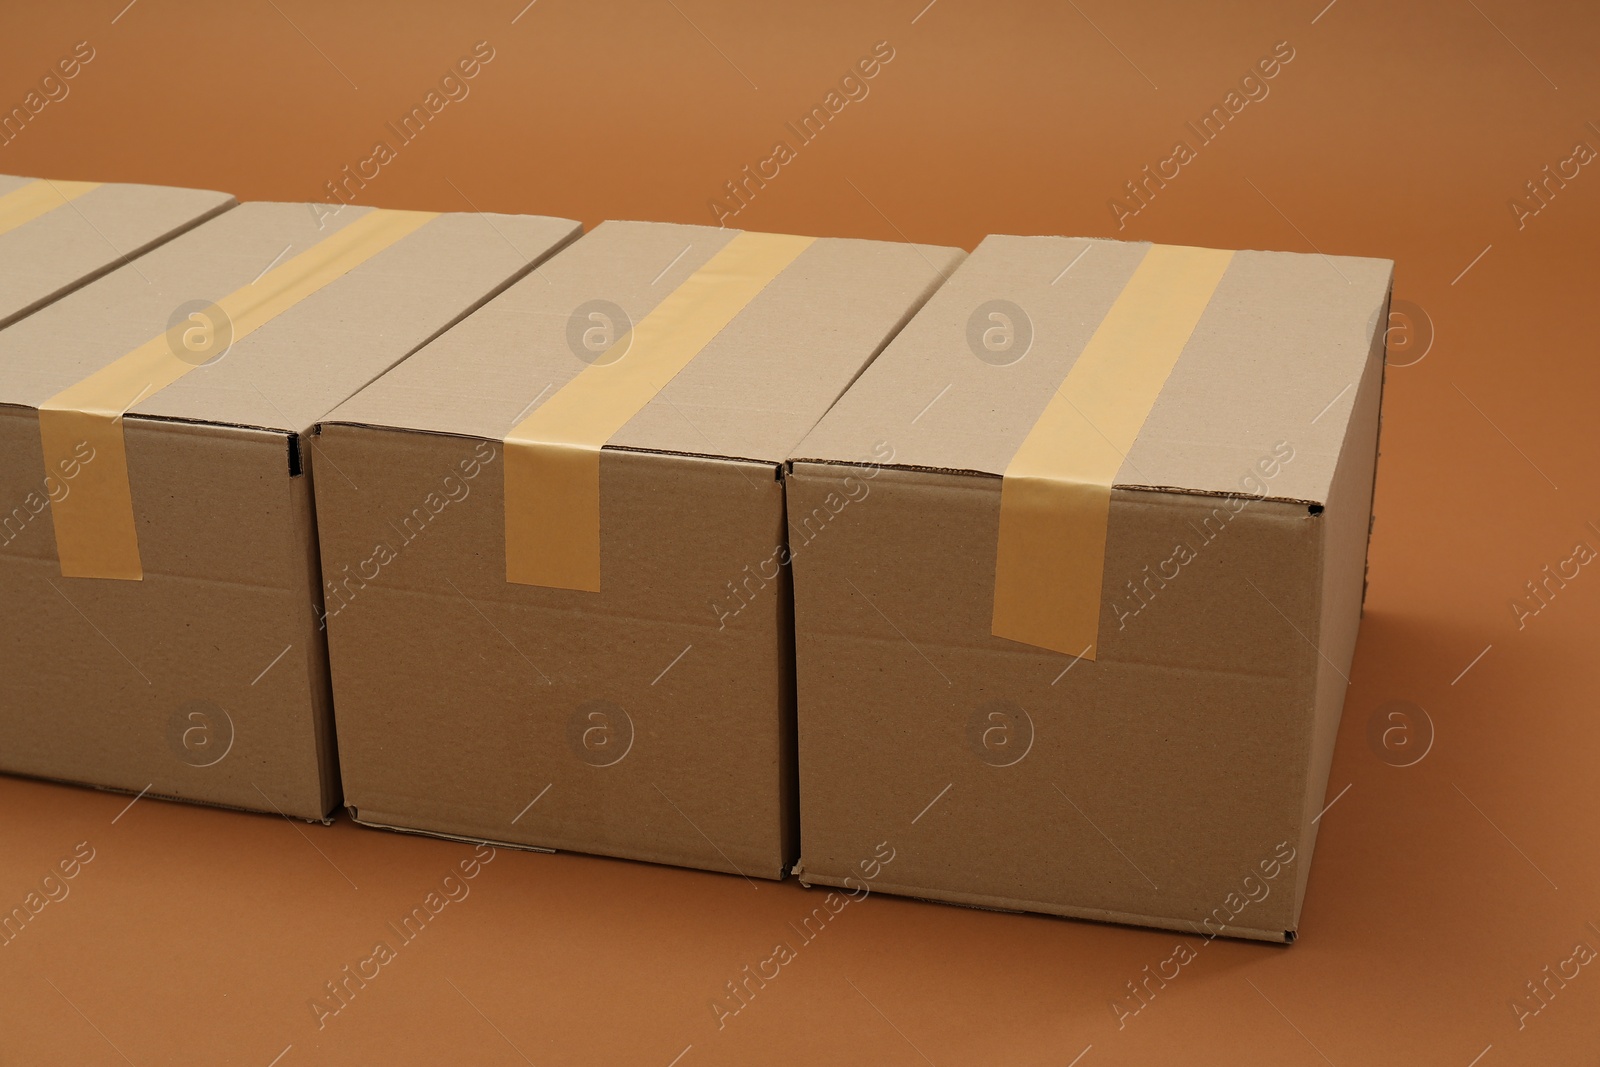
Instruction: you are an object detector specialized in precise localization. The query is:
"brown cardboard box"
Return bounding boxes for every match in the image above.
[789,235,1392,940]
[316,219,962,877]
[0,174,233,328]
[0,201,580,818]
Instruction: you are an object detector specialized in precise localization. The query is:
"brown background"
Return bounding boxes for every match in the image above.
[2,0,1597,1063]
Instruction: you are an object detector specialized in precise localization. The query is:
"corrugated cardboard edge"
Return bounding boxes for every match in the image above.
[2,767,336,824]
[347,807,788,880]
[1286,279,1394,931]
[1359,293,1394,618]
[791,863,1294,944]
[348,807,555,853]
[319,418,793,474]
[0,193,236,333]
[292,437,340,813]
[786,457,1329,511]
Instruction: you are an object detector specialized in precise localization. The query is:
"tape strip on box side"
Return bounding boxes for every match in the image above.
[991,243,1234,658]
[37,208,439,580]
[502,230,815,591]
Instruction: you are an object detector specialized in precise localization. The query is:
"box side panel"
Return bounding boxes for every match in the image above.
[790,460,1321,936]
[317,424,793,878]
[0,412,333,817]
[1290,290,1390,923]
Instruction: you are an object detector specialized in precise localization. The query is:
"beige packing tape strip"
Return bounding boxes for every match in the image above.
[38,208,439,580]
[0,179,100,236]
[504,231,815,591]
[991,243,1235,659]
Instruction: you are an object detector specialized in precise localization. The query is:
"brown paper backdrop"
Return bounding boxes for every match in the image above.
[2,1,1596,1063]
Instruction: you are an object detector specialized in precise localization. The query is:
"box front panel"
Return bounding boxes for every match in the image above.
[791,462,1323,938]
[319,424,792,878]
[0,412,332,816]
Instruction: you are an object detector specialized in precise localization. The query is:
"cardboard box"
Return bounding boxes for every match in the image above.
[0,201,580,818]
[788,235,1392,940]
[0,174,233,329]
[316,219,963,876]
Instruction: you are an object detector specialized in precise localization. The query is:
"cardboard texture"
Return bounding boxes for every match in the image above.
[317,219,963,877]
[789,234,1392,940]
[0,174,233,329]
[0,201,580,818]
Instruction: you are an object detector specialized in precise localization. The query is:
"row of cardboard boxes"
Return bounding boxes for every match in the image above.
[0,175,1392,942]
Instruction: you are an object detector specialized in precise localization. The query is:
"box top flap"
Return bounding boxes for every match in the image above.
[0,174,235,328]
[325,219,964,464]
[793,234,1394,505]
[0,200,581,434]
